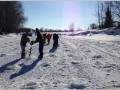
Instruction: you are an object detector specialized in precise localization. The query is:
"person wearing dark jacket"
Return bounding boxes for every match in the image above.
[53,33,59,48]
[20,33,30,58]
[43,33,47,44]
[31,28,44,58]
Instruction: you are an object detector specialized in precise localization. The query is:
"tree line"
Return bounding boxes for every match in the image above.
[89,1,120,30]
[0,1,27,34]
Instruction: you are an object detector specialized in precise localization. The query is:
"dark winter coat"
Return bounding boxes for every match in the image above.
[53,34,59,41]
[20,34,30,46]
[34,32,44,44]
[53,34,59,48]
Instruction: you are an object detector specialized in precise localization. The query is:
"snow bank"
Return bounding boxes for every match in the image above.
[64,27,120,41]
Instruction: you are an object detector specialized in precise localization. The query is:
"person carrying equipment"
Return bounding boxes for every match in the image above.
[20,33,30,58]
[31,28,45,59]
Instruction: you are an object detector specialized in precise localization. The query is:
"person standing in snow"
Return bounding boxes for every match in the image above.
[46,33,52,44]
[20,33,30,58]
[43,33,47,44]
[53,33,59,49]
[31,28,45,58]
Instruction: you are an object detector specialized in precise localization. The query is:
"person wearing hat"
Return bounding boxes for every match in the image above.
[31,28,45,58]
[20,33,30,58]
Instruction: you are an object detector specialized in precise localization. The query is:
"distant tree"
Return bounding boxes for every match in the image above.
[39,27,44,32]
[104,6,113,28]
[0,1,27,34]
[77,27,82,31]
[69,23,75,32]
[110,1,120,27]
[96,1,120,29]
[97,1,101,29]
[90,23,98,29]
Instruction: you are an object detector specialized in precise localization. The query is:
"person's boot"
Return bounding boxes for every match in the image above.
[21,53,25,59]
[23,53,25,58]
[38,54,43,59]
[21,53,23,58]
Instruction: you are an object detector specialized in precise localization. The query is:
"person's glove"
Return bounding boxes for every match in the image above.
[30,41,34,45]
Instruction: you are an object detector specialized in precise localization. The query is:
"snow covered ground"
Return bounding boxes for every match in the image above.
[0,28,120,89]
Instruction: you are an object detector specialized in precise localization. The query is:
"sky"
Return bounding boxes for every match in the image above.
[22,1,98,30]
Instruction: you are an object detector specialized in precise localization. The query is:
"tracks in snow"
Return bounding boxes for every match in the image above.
[59,37,120,89]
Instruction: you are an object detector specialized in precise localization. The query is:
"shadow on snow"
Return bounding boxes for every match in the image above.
[0,58,21,73]
[10,58,42,79]
[44,43,49,46]
[49,48,57,53]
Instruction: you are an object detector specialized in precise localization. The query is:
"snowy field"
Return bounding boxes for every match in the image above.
[0,28,120,89]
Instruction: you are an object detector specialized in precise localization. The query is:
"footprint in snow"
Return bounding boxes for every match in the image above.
[68,54,72,57]
[41,63,50,67]
[69,83,86,89]
[113,85,120,88]
[49,54,56,57]
[0,54,6,57]
[86,50,91,52]
[93,55,102,59]
[21,82,39,89]
[9,42,12,43]
[71,62,79,65]
[103,64,116,68]
[65,50,71,52]
[64,46,68,48]
[9,45,13,47]
[1,46,7,48]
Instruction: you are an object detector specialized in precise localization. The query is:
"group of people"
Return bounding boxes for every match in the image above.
[20,28,59,59]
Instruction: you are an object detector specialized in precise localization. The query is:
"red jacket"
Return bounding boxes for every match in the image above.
[46,34,52,39]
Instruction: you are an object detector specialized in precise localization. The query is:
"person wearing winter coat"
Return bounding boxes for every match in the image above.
[46,33,52,44]
[53,33,59,48]
[20,33,30,58]
[43,33,47,44]
[31,28,45,58]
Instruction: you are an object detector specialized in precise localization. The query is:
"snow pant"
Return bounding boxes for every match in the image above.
[21,46,26,58]
[39,43,44,58]
[53,40,58,48]
[47,39,50,44]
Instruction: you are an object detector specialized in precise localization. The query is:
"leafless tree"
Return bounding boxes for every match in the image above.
[0,1,27,34]
[69,23,75,32]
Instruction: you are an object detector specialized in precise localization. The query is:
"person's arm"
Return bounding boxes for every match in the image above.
[30,37,38,45]
[27,37,30,42]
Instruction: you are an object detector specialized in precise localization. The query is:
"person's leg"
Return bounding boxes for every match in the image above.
[21,46,25,58]
[39,44,44,58]
[54,40,57,48]
[48,39,50,44]
[53,40,55,48]
[56,39,58,47]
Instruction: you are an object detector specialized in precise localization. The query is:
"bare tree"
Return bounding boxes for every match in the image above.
[110,1,120,26]
[96,1,105,29]
[69,23,75,32]
[97,1,101,29]
[96,1,117,29]
[0,1,27,34]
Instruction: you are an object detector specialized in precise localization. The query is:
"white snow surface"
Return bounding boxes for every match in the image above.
[0,29,120,89]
